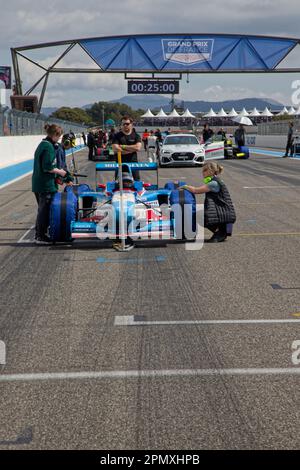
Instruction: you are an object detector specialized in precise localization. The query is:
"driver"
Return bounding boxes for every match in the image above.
[115,172,135,190]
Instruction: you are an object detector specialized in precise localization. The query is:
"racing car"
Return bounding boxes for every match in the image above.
[49,162,197,250]
[224,136,250,159]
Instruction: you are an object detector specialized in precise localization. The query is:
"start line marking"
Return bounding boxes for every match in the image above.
[1,368,300,383]
[114,316,300,326]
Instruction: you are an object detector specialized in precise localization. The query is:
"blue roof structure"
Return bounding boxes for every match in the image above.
[11,34,300,111]
[78,34,297,72]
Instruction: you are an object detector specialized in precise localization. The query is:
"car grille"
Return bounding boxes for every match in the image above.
[172,152,194,161]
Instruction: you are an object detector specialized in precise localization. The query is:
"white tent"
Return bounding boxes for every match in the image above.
[227,108,238,117]
[294,107,300,115]
[203,108,216,117]
[260,107,274,117]
[239,107,249,116]
[181,108,196,118]
[249,108,261,117]
[141,108,154,118]
[168,109,180,118]
[278,106,289,115]
[217,108,228,117]
[288,106,296,115]
[154,108,168,118]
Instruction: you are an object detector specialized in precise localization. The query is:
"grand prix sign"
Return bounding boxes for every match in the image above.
[162,38,214,65]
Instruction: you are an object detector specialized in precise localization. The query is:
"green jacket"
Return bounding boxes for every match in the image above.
[32,140,57,193]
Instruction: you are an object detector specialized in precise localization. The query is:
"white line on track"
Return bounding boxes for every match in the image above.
[114,316,300,326]
[17,225,35,244]
[243,185,296,189]
[0,368,300,383]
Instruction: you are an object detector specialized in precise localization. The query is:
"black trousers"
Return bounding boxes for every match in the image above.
[34,192,54,239]
[88,145,95,160]
[285,139,293,156]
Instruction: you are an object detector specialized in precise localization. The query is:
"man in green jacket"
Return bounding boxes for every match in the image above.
[32,124,72,244]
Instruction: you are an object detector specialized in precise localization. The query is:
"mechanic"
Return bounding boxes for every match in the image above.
[202,124,214,143]
[112,116,142,180]
[147,130,158,162]
[32,124,73,245]
[234,124,245,147]
[180,162,236,243]
[283,122,294,157]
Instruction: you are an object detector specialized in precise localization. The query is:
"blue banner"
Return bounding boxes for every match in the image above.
[79,35,297,72]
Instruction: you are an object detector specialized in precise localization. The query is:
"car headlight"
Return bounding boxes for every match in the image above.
[162,150,171,154]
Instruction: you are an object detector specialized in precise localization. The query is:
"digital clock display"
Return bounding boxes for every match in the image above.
[128,80,179,94]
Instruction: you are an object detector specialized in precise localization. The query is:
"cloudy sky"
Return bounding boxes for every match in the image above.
[1,0,300,108]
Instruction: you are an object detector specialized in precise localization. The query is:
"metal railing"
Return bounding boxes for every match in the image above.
[0,106,89,136]
[257,118,300,135]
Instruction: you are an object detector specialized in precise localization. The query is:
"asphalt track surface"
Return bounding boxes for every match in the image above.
[0,148,299,450]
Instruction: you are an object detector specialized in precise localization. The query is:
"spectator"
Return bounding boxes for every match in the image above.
[217,128,226,140]
[202,124,214,143]
[147,130,158,162]
[180,162,236,243]
[87,131,96,160]
[283,122,294,157]
[142,129,149,151]
[234,124,245,147]
[112,116,142,180]
[82,132,87,146]
[108,127,116,145]
[155,128,163,143]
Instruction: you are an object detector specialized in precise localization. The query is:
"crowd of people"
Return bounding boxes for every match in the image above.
[201,123,245,146]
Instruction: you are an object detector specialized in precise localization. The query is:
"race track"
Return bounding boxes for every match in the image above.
[0,148,300,450]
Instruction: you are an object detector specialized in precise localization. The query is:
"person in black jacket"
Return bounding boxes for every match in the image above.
[180,162,236,243]
[202,124,214,143]
[87,131,96,160]
[234,124,245,147]
[283,122,294,157]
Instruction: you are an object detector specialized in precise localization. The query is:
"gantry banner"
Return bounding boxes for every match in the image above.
[79,34,297,71]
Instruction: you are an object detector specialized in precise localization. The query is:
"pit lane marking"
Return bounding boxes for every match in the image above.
[243,185,297,189]
[17,225,35,243]
[234,232,300,237]
[114,315,300,326]
[1,368,300,383]
[97,256,166,264]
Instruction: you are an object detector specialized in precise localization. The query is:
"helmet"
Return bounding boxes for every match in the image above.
[121,172,134,189]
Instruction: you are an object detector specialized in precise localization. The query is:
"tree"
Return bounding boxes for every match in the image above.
[86,101,144,125]
[50,107,93,124]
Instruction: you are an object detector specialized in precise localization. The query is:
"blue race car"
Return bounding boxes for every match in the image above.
[49,162,196,250]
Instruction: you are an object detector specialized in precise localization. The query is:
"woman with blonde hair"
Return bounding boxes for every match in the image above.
[180,162,236,242]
